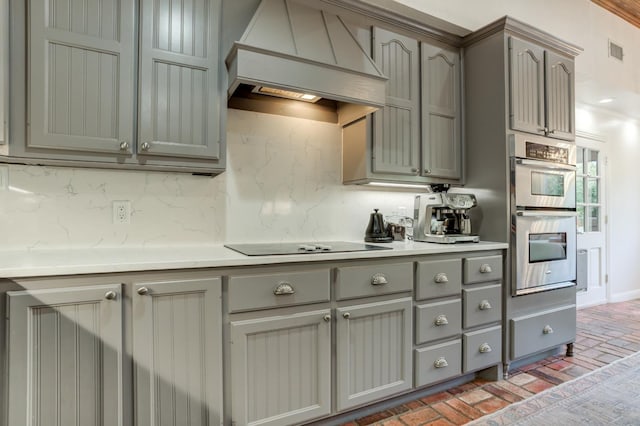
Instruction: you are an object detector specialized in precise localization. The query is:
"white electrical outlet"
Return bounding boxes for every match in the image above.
[112,200,131,224]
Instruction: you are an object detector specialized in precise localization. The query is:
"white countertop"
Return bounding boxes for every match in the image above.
[0,241,508,279]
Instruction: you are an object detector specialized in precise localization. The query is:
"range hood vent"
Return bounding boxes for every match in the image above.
[226,0,387,125]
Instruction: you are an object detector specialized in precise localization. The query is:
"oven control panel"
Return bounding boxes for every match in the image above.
[525,142,569,164]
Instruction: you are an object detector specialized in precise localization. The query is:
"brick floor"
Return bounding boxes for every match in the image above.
[344,298,640,426]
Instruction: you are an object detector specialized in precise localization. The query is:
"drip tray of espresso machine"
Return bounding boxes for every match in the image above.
[421,234,480,244]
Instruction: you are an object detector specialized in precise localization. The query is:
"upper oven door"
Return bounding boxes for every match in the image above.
[513,158,576,209]
[513,210,577,295]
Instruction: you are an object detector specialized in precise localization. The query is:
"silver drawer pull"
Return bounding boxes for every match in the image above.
[434,273,449,284]
[343,312,351,319]
[105,291,117,300]
[479,343,492,353]
[543,325,554,335]
[371,273,388,286]
[479,300,492,310]
[323,314,331,322]
[137,286,149,296]
[479,264,492,273]
[434,315,449,326]
[434,357,448,368]
[273,282,295,296]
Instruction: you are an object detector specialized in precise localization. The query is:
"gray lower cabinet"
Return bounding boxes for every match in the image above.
[7,0,225,173]
[335,297,413,411]
[414,251,504,388]
[6,284,124,426]
[132,278,223,426]
[229,308,332,426]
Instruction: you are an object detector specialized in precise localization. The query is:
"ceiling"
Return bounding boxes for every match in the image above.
[591,0,640,28]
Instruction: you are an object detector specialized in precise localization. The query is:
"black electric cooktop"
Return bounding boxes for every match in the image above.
[224,241,393,256]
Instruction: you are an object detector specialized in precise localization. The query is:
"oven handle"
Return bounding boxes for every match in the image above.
[516,158,576,171]
[516,210,577,218]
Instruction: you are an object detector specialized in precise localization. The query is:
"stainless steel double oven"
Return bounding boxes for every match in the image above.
[510,134,577,295]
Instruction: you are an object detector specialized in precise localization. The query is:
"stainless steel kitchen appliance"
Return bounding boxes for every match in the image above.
[224,241,392,256]
[510,133,577,295]
[413,189,480,244]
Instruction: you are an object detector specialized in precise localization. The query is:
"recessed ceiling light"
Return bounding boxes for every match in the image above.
[598,98,614,104]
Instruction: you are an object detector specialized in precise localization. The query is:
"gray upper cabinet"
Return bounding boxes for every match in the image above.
[372,28,420,176]
[6,284,123,426]
[421,43,461,180]
[508,37,545,137]
[28,0,135,153]
[138,0,221,160]
[508,36,575,141]
[6,0,225,173]
[545,50,575,140]
[342,26,463,186]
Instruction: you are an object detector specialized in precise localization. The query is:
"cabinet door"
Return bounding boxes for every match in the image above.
[336,297,412,411]
[230,309,331,426]
[545,50,575,140]
[508,37,545,136]
[28,0,135,153]
[421,43,461,179]
[372,28,420,175]
[7,284,123,426]
[138,0,222,160]
[133,278,222,426]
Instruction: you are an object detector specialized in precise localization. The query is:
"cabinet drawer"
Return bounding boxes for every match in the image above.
[335,261,413,300]
[463,284,502,328]
[511,305,576,359]
[415,339,462,387]
[463,255,502,284]
[415,299,462,345]
[463,326,501,372]
[228,269,330,312]
[415,259,461,301]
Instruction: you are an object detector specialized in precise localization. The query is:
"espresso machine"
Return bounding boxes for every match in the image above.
[413,186,479,243]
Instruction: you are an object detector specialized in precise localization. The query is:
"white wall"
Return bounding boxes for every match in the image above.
[0,109,415,250]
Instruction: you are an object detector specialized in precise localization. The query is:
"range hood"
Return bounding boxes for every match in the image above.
[225,0,388,125]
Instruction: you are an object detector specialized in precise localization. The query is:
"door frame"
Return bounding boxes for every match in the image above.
[575,130,610,308]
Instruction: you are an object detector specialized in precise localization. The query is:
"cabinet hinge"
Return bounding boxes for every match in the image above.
[605,274,609,284]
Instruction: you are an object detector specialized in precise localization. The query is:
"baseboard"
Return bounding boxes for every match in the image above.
[609,289,640,303]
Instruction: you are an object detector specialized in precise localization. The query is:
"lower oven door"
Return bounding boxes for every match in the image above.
[512,210,576,295]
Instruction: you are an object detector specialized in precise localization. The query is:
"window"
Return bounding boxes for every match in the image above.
[576,148,601,233]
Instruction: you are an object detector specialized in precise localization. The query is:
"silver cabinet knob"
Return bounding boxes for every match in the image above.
[543,325,554,335]
[343,312,351,319]
[479,343,492,353]
[273,282,295,295]
[434,357,448,368]
[548,129,556,134]
[137,286,149,295]
[323,314,331,322]
[424,169,431,174]
[119,141,130,151]
[434,273,449,284]
[371,273,388,286]
[105,290,117,300]
[141,142,151,151]
[434,314,449,326]
[479,264,492,274]
[411,167,418,174]
[479,300,492,310]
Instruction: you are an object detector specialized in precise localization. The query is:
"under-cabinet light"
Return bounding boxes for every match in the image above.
[367,182,432,190]
[252,86,320,103]
[598,98,614,104]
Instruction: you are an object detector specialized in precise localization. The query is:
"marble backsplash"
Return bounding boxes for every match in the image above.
[0,109,416,250]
